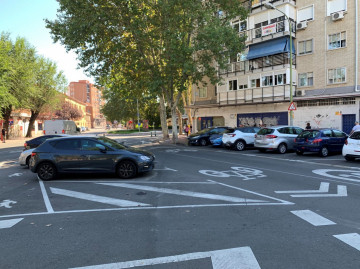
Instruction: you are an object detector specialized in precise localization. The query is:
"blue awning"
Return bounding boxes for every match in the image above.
[247,37,295,60]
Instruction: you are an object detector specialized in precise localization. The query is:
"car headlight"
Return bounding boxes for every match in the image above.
[140,156,151,161]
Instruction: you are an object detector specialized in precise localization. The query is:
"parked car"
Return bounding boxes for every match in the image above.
[19,148,35,167]
[23,134,71,150]
[209,129,235,147]
[295,129,348,157]
[222,127,260,151]
[188,127,233,146]
[254,126,303,154]
[29,136,155,180]
[342,131,360,161]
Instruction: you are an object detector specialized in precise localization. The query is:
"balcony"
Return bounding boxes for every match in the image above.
[217,85,294,105]
[251,0,296,14]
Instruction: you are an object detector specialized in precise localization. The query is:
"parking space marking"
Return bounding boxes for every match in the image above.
[98,183,266,203]
[333,233,360,251]
[39,179,54,213]
[0,218,23,229]
[275,182,329,194]
[50,187,150,207]
[71,246,261,269]
[291,210,336,226]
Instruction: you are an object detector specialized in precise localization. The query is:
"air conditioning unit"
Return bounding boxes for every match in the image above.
[331,11,344,21]
[296,21,308,30]
[296,90,306,97]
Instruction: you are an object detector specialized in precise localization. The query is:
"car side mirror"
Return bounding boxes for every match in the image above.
[98,145,107,153]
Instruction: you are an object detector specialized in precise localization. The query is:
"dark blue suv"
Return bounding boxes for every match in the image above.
[294,129,348,157]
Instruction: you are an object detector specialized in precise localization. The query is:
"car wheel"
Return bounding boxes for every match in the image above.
[37,162,56,181]
[296,150,303,156]
[319,147,329,157]
[277,143,287,154]
[199,139,207,146]
[345,156,355,161]
[235,140,245,151]
[26,156,31,167]
[258,149,267,153]
[117,160,137,179]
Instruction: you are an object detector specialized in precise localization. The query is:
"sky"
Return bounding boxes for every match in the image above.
[0,0,92,84]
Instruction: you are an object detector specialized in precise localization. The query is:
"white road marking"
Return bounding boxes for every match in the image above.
[333,233,360,251]
[290,185,347,198]
[98,183,266,203]
[0,218,23,229]
[275,182,330,194]
[71,246,261,269]
[49,181,215,184]
[313,169,360,183]
[8,173,23,177]
[50,187,150,207]
[153,167,178,171]
[210,180,294,205]
[39,179,54,213]
[291,210,336,226]
[0,200,17,208]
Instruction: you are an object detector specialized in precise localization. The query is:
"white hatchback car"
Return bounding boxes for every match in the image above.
[19,148,34,167]
[342,131,360,161]
[222,127,260,151]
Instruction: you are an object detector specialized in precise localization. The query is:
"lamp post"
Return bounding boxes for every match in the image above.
[264,3,294,126]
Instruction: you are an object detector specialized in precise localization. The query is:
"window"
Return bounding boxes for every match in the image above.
[333,130,346,138]
[298,40,313,55]
[297,5,314,22]
[328,32,346,50]
[298,72,314,87]
[52,139,82,150]
[228,80,238,91]
[81,139,106,151]
[251,78,260,88]
[275,74,286,85]
[238,84,248,89]
[261,75,273,87]
[327,0,347,16]
[199,87,207,97]
[328,67,346,84]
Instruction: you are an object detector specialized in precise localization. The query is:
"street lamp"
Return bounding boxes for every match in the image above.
[264,3,294,126]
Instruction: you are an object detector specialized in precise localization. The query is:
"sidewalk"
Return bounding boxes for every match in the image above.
[0,137,28,149]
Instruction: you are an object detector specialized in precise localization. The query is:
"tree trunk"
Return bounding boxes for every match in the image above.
[26,110,39,138]
[158,93,169,139]
[182,91,193,133]
[1,105,12,139]
[170,93,182,144]
[177,108,183,135]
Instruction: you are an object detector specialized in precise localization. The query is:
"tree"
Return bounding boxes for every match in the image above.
[55,101,83,120]
[25,57,67,137]
[46,0,249,142]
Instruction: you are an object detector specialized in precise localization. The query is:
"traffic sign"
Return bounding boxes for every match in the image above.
[288,102,296,111]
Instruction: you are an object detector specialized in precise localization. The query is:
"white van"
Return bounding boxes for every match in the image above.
[44,120,80,135]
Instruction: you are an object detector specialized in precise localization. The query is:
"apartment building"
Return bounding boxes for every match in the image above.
[190,0,360,134]
[68,80,105,128]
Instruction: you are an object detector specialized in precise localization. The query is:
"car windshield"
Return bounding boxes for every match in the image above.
[257,128,274,135]
[350,131,360,140]
[96,137,127,150]
[298,130,320,138]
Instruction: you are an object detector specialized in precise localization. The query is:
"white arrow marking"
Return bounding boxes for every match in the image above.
[50,188,150,207]
[334,233,360,251]
[275,182,329,194]
[290,185,347,197]
[153,167,178,171]
[291,210,336,226]
[71,246,261,269]
[0,200,17,208]
[99,183,266,203]
[8,173,23,177]
[0,218,23,229]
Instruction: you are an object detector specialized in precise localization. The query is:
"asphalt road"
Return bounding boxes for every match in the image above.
[1,133,360,269]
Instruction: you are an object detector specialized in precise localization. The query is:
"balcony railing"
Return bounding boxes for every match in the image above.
[217,85,294,105]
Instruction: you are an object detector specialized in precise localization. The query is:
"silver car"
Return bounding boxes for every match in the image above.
[19,148,34,167]
[254,126,303,153]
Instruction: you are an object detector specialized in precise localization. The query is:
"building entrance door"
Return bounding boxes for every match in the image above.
[342,114,356,134]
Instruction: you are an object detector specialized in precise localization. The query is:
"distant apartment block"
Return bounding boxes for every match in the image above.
[190,0,360,134]
[68,80,105,128]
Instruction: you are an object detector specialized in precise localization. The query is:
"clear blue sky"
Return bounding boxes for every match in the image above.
[0,0,92,84]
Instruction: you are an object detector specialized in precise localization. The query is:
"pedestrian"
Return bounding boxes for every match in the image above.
[350,121,360,135]
[1,128,5,143]
[305,122,311,130]
[184,125,189,136]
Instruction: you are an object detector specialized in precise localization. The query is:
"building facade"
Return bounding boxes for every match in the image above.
[189,0,360,134]
[68,80,105,128]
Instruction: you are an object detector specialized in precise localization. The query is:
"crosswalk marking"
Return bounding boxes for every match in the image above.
[334,233,360,251]
[98,183,266,203]
[291,210,336,226]
[50,188,150,207]
[0,218,23,229]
